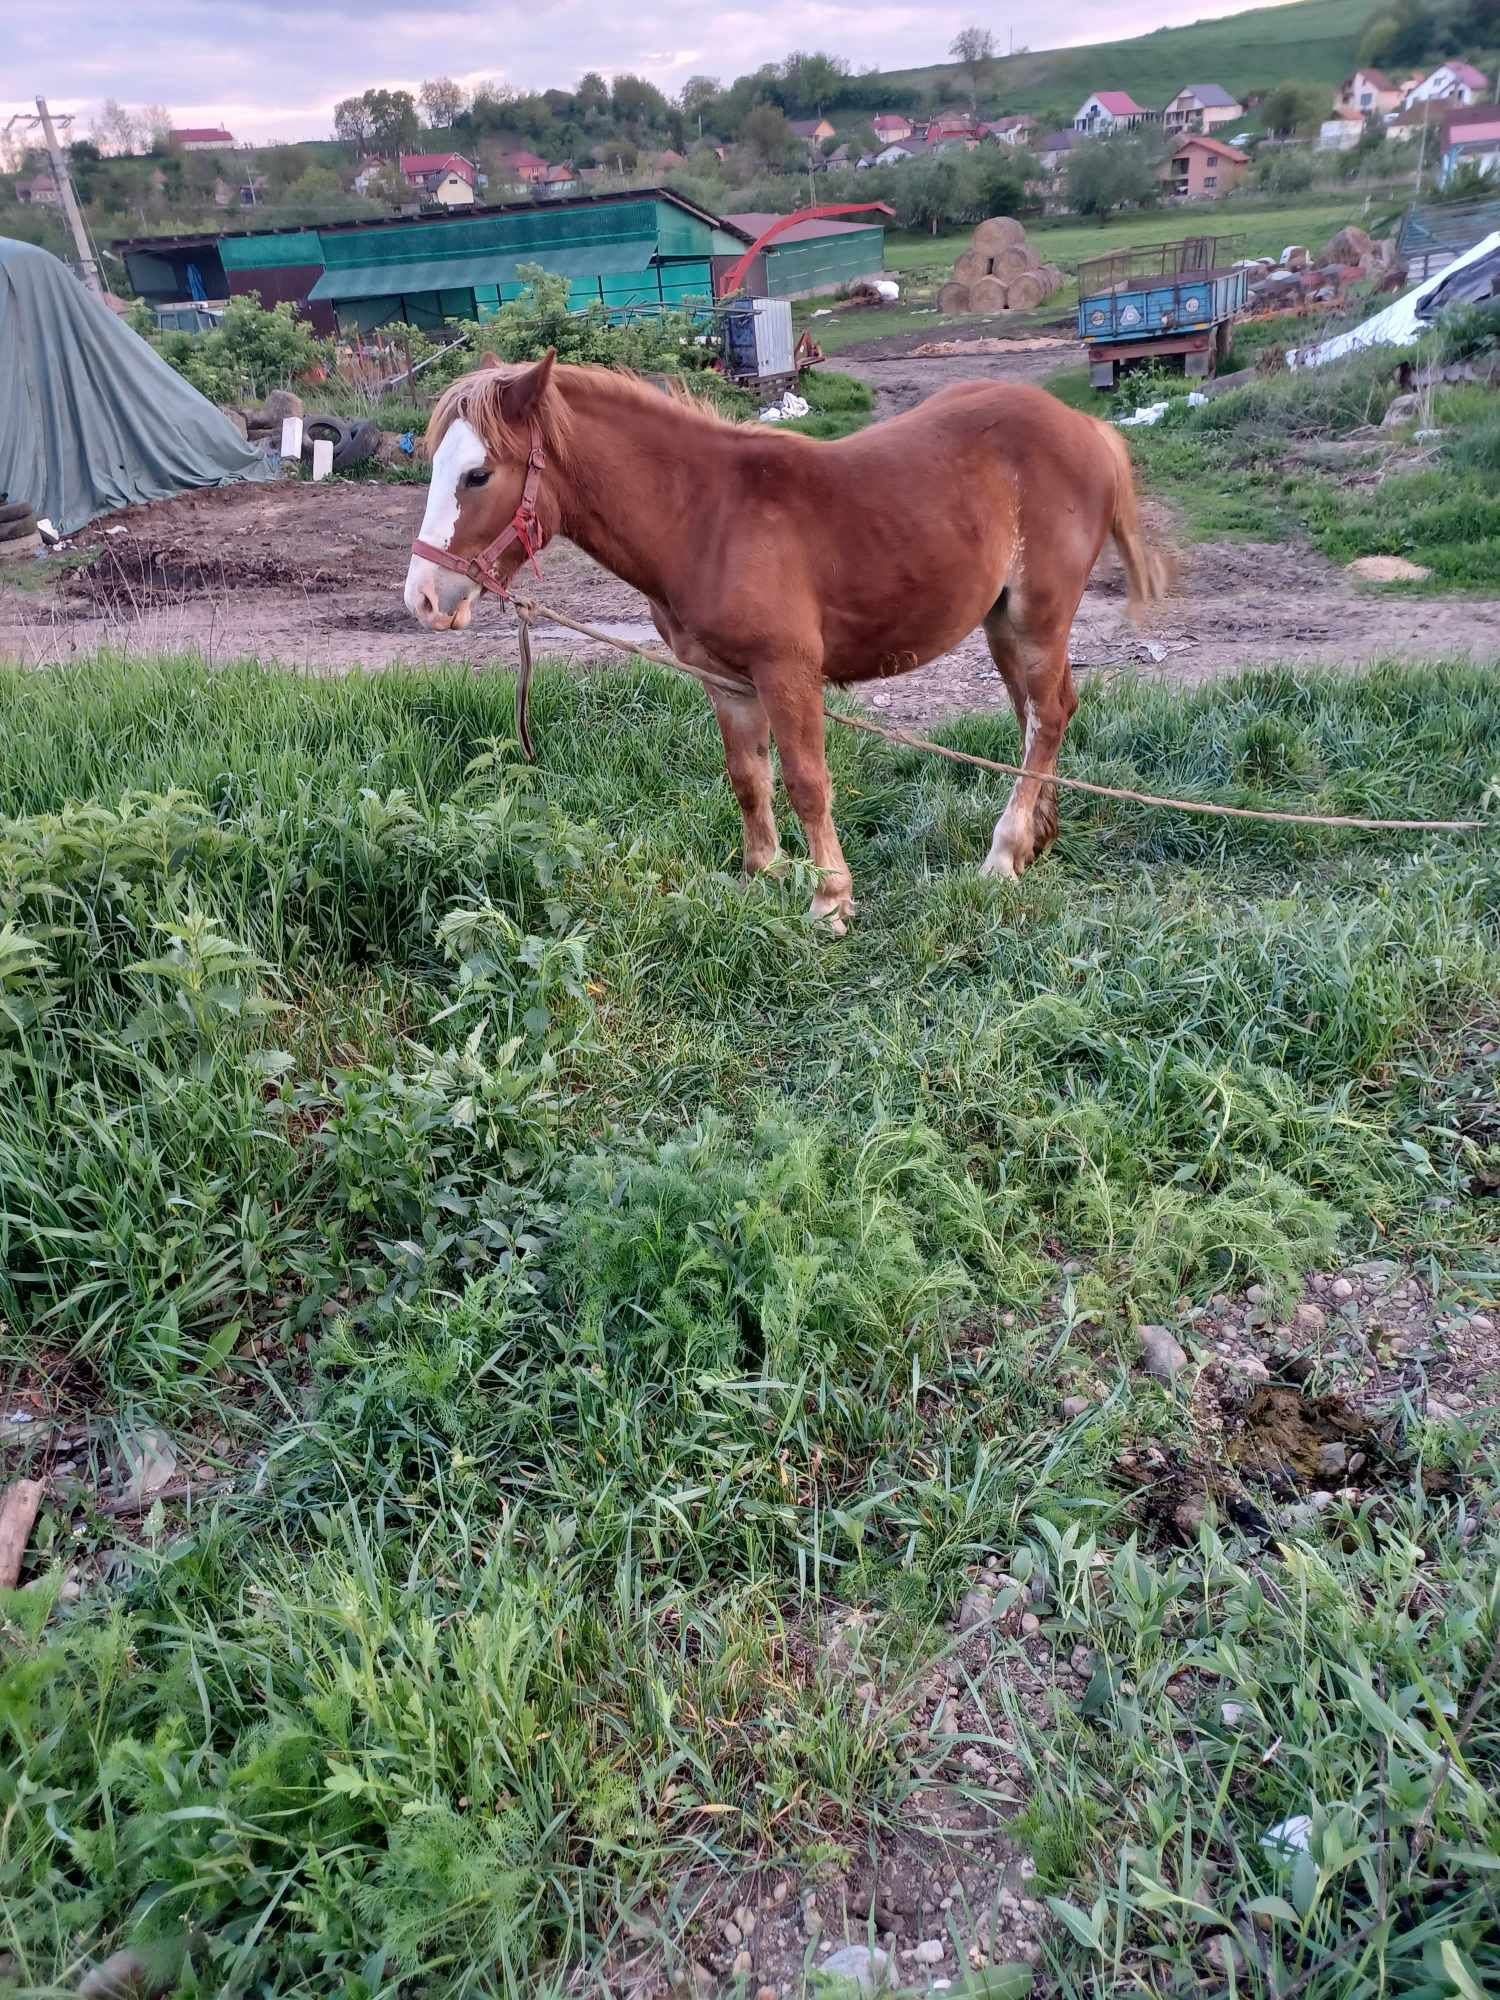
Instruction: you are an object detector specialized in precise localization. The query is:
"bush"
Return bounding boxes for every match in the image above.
[1436,297,1500,364]
[134,291,330,402]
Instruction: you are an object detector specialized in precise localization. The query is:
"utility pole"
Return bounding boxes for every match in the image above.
[4,98,104,295]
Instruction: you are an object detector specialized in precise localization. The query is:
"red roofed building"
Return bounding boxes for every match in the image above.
[1074,91,1159,135]
[871,113,914,144]
[400,152,477,191]
[1406,62,1491,109]
[170,127,234,151]
[499,149,548,185]
[1159,133,1249,199]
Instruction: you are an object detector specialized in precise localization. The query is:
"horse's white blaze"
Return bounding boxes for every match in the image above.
[404,417,488,623]
[982,701,1038,880]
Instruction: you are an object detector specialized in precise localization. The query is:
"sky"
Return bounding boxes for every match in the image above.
[6,0,1294,147]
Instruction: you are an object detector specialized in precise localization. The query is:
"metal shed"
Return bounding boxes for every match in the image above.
[718,213,886,299]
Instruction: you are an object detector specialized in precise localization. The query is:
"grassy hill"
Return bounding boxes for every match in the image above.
[869,0,1373,122]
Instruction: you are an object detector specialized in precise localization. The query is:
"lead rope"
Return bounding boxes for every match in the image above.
[506,594,1492,836]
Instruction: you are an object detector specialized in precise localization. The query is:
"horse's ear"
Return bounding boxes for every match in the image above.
[499,349,556,425]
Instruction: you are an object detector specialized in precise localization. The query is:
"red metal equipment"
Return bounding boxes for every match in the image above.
[716,202,896,299]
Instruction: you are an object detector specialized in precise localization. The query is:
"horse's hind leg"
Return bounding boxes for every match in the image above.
[979,597,1079,881]
[708,684,780,876]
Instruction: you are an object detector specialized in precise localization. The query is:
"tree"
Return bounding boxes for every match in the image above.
[577,71,611,118]
[333,94,376,154]
[284,165,344,204]
[781,50,850,114]
[420,77,467,127]
[140,104,174,151]
[1065,134,1161,221]
[612,74,672,130]
[950,27,997,112]
[1261,81,1328,138]
[679,74,720,135]
[91,98,145,156]
[740,102,795,172]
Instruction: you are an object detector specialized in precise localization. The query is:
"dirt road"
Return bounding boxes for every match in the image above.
[4,340,1498,722]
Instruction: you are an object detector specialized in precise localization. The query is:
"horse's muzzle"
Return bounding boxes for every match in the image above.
[405,554,478,631]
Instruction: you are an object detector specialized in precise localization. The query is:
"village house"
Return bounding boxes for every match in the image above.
[498,148,548,186]
[788,116,837,148]
[1406,62,1491,108]
[399,152,478,205]
[923,111,977,142]
[1033,129,1080,181]
[871,113,914,145]
[1074,91,1159,135]
[1441,114,1500,183]
[351,160,386,195]
[15,171,62,206]
[1160,133,1249,199]
[542,161,581,196]
[1161,84,1243,134]
[169,127,234,152]
[872,141,915,167]
[981,115,1037,147]
[1333,70,1404,118]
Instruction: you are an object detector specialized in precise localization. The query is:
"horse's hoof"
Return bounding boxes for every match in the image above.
[979,847,1023,881]
[810,896,853,937]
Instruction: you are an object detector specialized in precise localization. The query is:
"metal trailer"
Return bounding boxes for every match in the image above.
[1077,234,1248,390]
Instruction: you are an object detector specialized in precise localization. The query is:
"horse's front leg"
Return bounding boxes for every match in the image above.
[708,683,780,877]
[752,659,854,935]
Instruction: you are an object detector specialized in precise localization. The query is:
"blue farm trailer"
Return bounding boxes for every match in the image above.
[1077,234,1248,389]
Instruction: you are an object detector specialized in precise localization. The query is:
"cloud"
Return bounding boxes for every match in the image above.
[7,0,1293,145]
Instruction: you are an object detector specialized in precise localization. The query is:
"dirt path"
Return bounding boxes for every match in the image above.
[3,340,1498,720]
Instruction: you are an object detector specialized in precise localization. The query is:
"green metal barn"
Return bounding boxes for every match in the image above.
[307,191,744,331]
[719,213,887,299]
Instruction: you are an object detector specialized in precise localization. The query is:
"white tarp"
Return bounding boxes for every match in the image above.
[1287,231,1500,369]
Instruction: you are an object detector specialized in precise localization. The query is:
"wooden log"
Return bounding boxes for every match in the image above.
[938,281,973,315]
[0,1479,43,1590]
[973,216,1025,254]
[970,274,1009,313]
[952,249,985,284]
[1006,271,1047,313]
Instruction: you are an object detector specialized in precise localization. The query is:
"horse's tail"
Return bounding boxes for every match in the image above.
[1099,420,1174,618]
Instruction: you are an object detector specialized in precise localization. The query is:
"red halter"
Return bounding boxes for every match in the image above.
[410,421,548,598]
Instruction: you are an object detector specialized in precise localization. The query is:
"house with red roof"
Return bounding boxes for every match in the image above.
[1159,133,1249,200]
[399,152,477,205]
[169,127,234,152]
[981,115,1037,147]
[542,161,580,195]
[1073,91,1159,135]
[871,113,914,144]
[1333,70,1404,118]
[1406,61,1491,109]
[498,149,548,186]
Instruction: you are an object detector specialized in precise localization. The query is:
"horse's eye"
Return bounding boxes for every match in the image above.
[464,469,491,489]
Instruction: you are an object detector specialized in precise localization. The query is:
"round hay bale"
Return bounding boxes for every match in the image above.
[970,274,1009,314]
[952,249,985,284]
[1037,263,1064,295]
[973,215,1025,255]
[1006,271,1047,313]
[993,243,1039,280]
[938,281,973,315]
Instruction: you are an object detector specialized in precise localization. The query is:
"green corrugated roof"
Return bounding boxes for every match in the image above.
[220,231,321,272]
[310,238,658,303]
[317,199,665,270]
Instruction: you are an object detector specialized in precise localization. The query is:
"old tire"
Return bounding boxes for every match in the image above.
[938,282,973,315]
[340,419,379,470]
[0,498,35,526]
[971,274,1009,313]
[0,511,39,543]
[303,415,378,472]
[0,530,42,562]
[974,216,1025,255]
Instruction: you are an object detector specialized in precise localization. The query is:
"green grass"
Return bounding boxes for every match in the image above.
[1,654,1498,1996]
[810,197,1403,352]
[866,0,1377,123]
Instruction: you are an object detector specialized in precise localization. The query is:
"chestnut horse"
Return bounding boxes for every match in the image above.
[405,353,1168,931]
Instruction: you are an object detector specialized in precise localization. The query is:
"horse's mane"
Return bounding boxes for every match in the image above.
[426,360,738,468]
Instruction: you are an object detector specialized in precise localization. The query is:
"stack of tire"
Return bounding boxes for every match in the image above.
[0,495,40,565]
[939,218,1065,318]
[300,415,379,474]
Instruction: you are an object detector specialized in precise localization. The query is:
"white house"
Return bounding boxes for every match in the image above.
[1074,91,1159,135]
[1333,70,1404,117]
[1161,84,1244,134]
[1407,62,1491,109]
[873,142,914,166]
[1318,118,1363,152]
